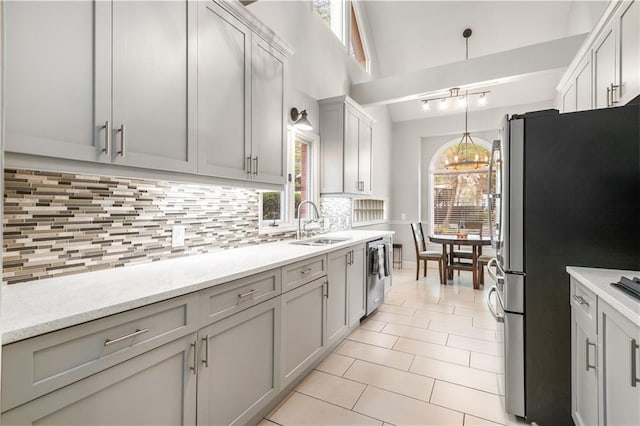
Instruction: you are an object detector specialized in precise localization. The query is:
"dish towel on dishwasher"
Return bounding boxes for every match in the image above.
[369,245,390,278]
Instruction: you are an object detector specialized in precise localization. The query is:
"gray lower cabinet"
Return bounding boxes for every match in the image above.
[598,300,640,426]
[2,334,198,425]
[197,297,281,426]
[327,248,350,347]
[347,244,366,327]
[571,279,598,426]
[281,277,327,388]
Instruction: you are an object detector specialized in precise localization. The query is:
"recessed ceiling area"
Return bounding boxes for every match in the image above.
[354,0,608,121]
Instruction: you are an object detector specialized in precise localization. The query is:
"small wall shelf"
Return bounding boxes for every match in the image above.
[352,199,385,225]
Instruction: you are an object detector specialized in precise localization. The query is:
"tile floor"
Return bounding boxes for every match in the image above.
[261,266,528,426]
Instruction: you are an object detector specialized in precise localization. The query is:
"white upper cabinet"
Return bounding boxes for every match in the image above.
[4,0,291,186]
[562,82,578,113]
[111,0,197,173]
[558,0,640,111]
[4,1,111,162]
[320,96,374,196]
[251,36,287,185]
[616,0,640,104]
[197,1,252,181]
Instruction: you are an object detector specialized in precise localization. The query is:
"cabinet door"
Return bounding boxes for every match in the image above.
[571,306,598,426]
[616,0,640,104]
[252,36,287,185]
[358,120,373,194]
[4,0,111,162]
[281,277,327,388]
[197,298,280,426]
[348,245,366,327]
[1,334,197,425]
[111,0,197,173]
[593,23,617,109]
[575,55,593,112]
[327,248,349,347]
[562,83,577,113]
[197,1,252,181]
[599,302,640,426]
[344,108,361,194]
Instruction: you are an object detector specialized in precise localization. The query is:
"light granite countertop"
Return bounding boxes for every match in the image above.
[566,266,640,327]
[1,230,393,345]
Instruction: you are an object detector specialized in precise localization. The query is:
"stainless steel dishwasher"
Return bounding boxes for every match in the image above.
[366,237,391,316]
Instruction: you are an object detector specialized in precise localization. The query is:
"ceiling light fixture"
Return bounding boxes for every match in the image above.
[421,100,430,111]
[478,92,488,106]
[444,28,489,171]
[439,98,449,111]
[290,107,313,131]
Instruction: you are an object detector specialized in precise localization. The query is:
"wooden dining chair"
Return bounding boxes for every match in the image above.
[477,253,493,286]
[451,222,483,275]
[410,223,444,281]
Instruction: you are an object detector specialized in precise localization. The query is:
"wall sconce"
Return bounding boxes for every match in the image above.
[290,107,313,131]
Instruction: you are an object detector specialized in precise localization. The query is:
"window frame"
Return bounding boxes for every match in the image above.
[258,127,319,234]
[428,137,493,236]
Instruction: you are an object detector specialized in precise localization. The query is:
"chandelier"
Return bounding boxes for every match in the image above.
[423,28,490,170]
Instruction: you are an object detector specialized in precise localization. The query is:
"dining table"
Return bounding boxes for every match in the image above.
[428,234,491,289]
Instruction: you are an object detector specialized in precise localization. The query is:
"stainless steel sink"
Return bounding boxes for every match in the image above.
[290,237,349,246]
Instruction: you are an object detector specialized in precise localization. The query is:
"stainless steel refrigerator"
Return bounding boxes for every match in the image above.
[486,105,640,424]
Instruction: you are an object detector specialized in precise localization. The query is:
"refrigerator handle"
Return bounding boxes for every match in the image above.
[488,139,501,249]
[487,286,505,323]
[486,258,504,286]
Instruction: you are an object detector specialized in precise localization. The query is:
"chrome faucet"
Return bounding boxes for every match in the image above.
[297,200,321,240]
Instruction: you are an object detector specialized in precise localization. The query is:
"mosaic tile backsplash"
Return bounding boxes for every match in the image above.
[3,169,295,284]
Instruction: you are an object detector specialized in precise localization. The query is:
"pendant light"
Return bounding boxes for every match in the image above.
[444,29,489,171]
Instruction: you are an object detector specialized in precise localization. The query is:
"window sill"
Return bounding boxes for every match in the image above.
[258,224,297,236]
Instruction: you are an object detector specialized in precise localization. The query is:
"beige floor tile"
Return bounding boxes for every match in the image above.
[256,419,281,426]
[268,392,382,426]
[464,414,504,425]
[429,320,501,342]
[394,337,470,366]
[381,322,448,345]
[447,335,503,357]
[360,318,387,332]
[344,359,435,401]
[403,300,455,314]
[336,340,414,370]
[295,370,366,409]
[377,304,417,316]
[497,374,505,396]
[469,352,505,374]
[372,312,431,329]
[384,294,406,306]
[454,307,497,322]
[316,353,356,376]
[413,310,474,327]
[410,356,501,395]
[348,328,399,349]
[353,386,464,425]
[430,381,516,425]
[473,317,502,331]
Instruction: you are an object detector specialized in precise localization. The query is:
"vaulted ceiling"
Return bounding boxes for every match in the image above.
[354,0,608,122]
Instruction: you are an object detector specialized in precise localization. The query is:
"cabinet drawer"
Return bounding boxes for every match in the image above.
[1,293,198,412]
[282,255,327,292]
[571,277,597,333]
[199,269,281,326]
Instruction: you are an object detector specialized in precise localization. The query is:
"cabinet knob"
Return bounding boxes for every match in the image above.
[631,339,639,387]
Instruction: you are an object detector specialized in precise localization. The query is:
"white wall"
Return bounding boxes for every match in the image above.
[389,100,553,263]
[565,1,609,36]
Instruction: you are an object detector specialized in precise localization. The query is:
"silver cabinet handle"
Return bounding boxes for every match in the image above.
[301,267,313,275]
[117,124,126,157]
[631,339,639,387]
[104,328,149,346]
[253,156,259,175]
[102,121,111,155]
[202,335,209,367]
[190,341,197,375]
[487,286,504,323]
[611,84,619,105]
[238,289,259,299]
[573,295,589,307]
[586,338,596,371]
[246,156,252,176]
[606,86,612,107]
[325,280,329,298]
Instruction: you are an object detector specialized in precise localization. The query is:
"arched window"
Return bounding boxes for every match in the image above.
[429,137,495,236]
